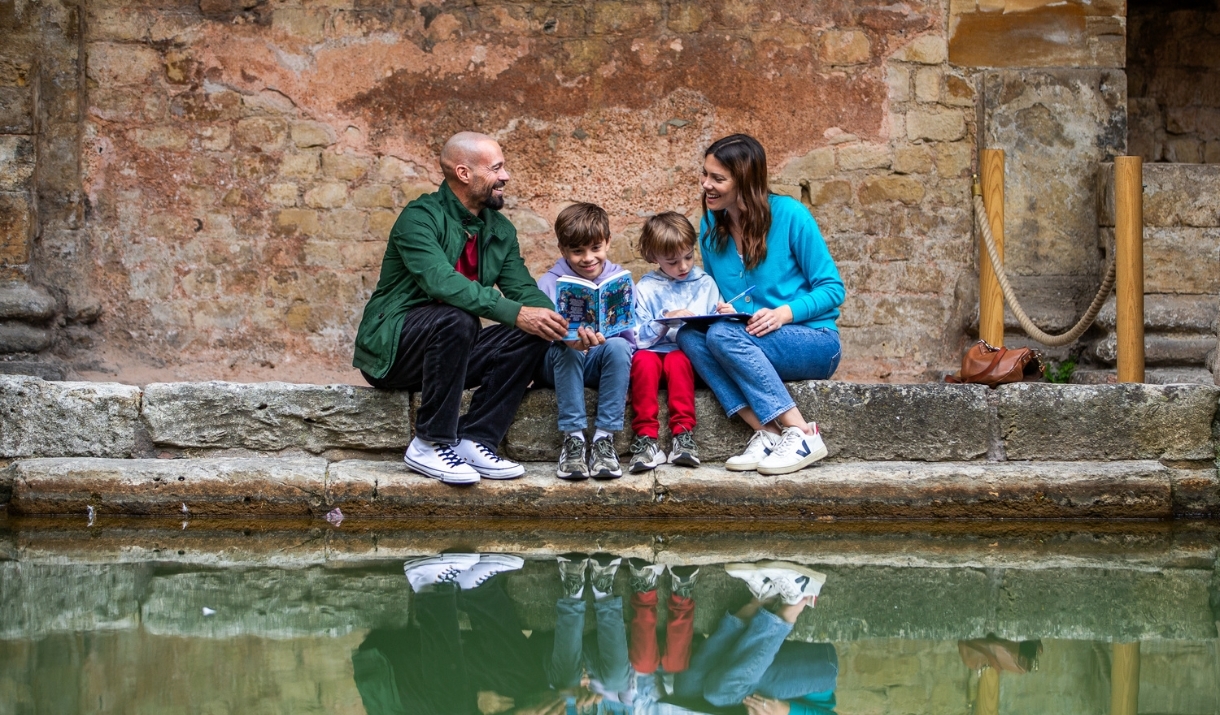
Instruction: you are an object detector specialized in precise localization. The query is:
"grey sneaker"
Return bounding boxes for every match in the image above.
[629,435,666,473]
[669,565,700,599]
[557,435,590,480]
[589,552,622,595]
[668,430,700,467]
[589,436,623,480]
[628,557,665,592]
[558,552,589,599]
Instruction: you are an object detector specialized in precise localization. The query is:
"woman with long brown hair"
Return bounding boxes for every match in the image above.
[676,134,845,475]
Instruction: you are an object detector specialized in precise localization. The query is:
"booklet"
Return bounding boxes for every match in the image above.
[555,269,637,340]
[655,312,752,327]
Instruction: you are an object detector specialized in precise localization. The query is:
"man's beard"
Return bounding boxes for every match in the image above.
[480,180,506,211]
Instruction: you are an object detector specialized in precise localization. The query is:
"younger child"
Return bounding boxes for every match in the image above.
[536,203,636,480]
[629,212,721,473]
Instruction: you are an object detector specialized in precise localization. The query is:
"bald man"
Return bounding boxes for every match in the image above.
[354,132,568,485]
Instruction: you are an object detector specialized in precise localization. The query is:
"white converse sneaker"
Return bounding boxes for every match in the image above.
[756,424,827,475]
[404,437,480,484]
[453,439,526,479]
[725,430,779,472]
[724,562,778,601]
[755,561,826,605]
[455,553,526,590]
[403,553,479,591]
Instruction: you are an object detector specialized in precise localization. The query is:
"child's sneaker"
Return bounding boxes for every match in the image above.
[724,430,778,472]
[668,430,700,467]
[724,562,777,601]
[669,565,700,598]
[628,557,665,592]
[629,435,666,473]
[757,424,827,475]
[589,552,622,597]
[589,435,623,480]
[557,435,590,480]
[557,552,590,599]
[755,560,826,605]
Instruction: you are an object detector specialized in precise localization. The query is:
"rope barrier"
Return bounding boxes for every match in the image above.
[972,182,1116,347]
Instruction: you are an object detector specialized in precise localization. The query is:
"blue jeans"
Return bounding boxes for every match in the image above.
[548,596,632,695]
[539,338,633,433]
[675,610,837,706]
[676,322,841,425]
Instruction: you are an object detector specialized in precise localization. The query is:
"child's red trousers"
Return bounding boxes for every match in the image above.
[629,349,696,439]
[629,590,695,673]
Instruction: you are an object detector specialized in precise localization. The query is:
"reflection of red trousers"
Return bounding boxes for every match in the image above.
[630,350,696,439]
[629,590,695,674]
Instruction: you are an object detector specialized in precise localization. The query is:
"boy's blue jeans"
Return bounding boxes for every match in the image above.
[538,338,633,433]
[676,322,841,426]
[675,610,838,706]
[548,596,633,695]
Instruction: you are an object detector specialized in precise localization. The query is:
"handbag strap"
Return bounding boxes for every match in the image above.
[960,347,1007,381]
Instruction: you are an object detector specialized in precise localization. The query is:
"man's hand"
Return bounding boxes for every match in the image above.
[744,695,791,715]
[517,306,569,341]
[478,691,515,715]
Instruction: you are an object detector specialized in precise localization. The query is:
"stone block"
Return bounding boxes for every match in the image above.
[274,208,320,235]
[0,283,54,321]
[656,460,1172,520]
[279,151,320,179]
[503,208,551,234]
[235,117,287,153]
[266,183,298,207]
[914,67,940,102]
[950,2,1125,68]
[352,184,394,208]
[321,209,367,240]
[1096,294,1219,333]
[0,562,148,639]
[906,109,966,142]
[982,70,1125,278]
[326,460,657,518]
[322,152,371,181]
[590,1,660,34]
[838,143,891,170]
[0,376,141,458]
[0,86,34,133]
[7,457,328,516]
[1143,228,1220,295]
[859,175,925,205]
[819,30,871,66]
[129,126,190,151]
[893,145,933,174]
[892,34,946,64]
[304,182,348,209]
[777,147,834,185]
[1092,332,1217,367]
[141,381,413,453]
[140,567,410,638]
[1102,163,1220,228]
[998,383,1218,461]
[1169,467,1220,516]
[87,42,162,85]
[886,64,910,102]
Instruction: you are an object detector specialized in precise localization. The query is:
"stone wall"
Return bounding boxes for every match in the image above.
[1128,0,1220,164]
[3,0,1188,385]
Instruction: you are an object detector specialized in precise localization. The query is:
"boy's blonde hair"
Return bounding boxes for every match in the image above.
[555,203,611,250]
[637,212,697,262]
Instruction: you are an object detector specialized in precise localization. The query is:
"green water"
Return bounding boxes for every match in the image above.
[1,518,1218,714]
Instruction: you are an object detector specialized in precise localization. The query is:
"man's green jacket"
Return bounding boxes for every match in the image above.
[353,182,554,380]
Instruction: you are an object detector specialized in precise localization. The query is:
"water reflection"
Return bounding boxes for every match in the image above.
[357,553,840,715]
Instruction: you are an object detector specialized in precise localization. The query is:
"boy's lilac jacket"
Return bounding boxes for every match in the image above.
[536,257,637,348]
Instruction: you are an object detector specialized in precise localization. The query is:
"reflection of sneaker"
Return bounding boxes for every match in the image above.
[456,554,525,590]
[404,438,480,484]
[668,430,701,467]
[756,561,827,605]
[725,430,778,472]
[403,554,479,591]
[558,552,589,599]
[669,565,700,598]
[724,562,776,601]
[557,436,590,480]
[757,424,827,476]
[589,553,622,597]
[589,436,623,480]
[629,436,665,473]
[453,439,525,479]
[628,557,665,592]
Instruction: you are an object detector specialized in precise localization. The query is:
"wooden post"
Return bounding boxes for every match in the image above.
[979,149,1006,347]
[976,667,1000,715]
[1110,642,1140,715]
[1115,157,1145,383]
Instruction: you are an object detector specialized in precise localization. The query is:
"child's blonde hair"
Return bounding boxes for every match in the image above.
[637,212,697,262]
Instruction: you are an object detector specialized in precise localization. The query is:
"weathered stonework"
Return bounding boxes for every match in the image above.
[0,376,142,459]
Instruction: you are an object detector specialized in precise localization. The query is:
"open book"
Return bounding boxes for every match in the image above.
[556,269,637,340]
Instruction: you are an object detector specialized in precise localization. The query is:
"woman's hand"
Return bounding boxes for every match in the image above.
[744,695,791,715]
[716,302,737,314]
[477,691,515,715]
[746,305,792,337]
[564,327,607,352]
[664,309,696,318]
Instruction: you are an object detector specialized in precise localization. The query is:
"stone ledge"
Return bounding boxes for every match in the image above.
[6,457,1209,519]
[0,376,142,458]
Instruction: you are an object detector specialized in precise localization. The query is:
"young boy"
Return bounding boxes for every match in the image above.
[629,212,721,473]
[536,203,636,480]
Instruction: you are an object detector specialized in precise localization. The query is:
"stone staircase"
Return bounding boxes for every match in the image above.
[1,374,1217,519]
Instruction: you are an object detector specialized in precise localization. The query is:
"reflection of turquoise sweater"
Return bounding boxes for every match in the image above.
[698,195,844,331]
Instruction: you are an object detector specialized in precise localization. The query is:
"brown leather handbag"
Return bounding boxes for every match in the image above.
[945,340,1044,388]
[958,636,1043,674]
